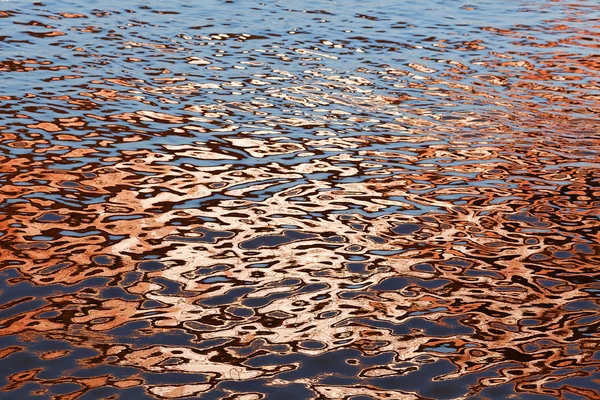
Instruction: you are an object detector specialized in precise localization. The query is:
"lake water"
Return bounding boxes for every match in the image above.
[1,0,599,399]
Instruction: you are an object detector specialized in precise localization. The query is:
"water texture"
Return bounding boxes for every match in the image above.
[1,0,599,399]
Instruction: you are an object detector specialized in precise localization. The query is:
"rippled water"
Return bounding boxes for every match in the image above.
[1,0,599,399]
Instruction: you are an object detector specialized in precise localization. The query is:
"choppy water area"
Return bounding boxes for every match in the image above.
[1,0,600,398]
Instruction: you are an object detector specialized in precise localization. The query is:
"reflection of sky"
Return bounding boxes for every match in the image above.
[2,0,598,99]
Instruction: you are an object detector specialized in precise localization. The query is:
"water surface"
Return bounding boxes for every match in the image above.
[1,0,599,399]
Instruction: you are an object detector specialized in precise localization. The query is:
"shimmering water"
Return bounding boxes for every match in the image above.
[1,0,599,399]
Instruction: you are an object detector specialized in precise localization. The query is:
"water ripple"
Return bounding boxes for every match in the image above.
[1,0,599,399]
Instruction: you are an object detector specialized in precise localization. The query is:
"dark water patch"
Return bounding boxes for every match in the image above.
[240,230,316,249]
[391,223,422,235]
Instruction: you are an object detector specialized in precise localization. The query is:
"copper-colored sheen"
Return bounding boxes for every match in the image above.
[0,1,599,399]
